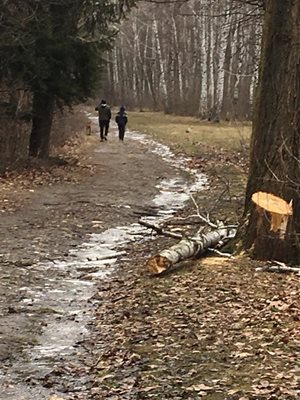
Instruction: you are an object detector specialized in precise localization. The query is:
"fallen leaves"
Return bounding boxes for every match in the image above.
[187,383,214,392]
[7,120,297,399]
[74,250,300,400]
[0,129,97,214]
[49,396,65,400]
[185,142,249,173]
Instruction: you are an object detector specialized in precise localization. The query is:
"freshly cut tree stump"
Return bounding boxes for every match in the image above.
[251,191,293,239]
[147,227,234,275]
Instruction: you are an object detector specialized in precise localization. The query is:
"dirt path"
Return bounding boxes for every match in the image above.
[0,120,193,399]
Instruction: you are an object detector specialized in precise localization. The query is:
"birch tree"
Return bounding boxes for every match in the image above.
[109,0,262,120]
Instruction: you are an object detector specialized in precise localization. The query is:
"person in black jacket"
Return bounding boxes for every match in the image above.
[115,106,128,141]
[95,99,112,141]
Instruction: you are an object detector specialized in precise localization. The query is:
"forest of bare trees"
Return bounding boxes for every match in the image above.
[0,0,264,170]
[103,0,263,120]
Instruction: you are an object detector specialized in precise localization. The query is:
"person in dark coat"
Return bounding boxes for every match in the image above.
[95,99,111,141]
[115,106,128,141]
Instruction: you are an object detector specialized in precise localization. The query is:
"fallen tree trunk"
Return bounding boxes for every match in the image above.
[147,227,236,275]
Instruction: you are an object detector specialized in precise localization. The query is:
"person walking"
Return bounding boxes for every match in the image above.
[95,99,111,141]
[115,106,128,141]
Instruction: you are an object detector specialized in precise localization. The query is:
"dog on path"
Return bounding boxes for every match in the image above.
[86,121,92,135]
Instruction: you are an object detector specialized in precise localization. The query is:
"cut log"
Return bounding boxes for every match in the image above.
[147,227,236,275]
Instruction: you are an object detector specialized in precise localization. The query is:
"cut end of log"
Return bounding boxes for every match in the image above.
[252,191,293,237]
[147,255,171,275]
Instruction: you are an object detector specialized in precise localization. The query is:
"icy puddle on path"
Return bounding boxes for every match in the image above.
[0,127,207,399]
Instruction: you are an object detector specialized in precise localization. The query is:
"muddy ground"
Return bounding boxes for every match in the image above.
[0,112,300,400]
[0,115,192,399]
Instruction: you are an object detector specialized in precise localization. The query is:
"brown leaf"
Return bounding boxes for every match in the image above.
[49,396,65,400]
[188,383,213,391]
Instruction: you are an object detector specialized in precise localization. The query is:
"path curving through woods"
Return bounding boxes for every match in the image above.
[0,115,206,399]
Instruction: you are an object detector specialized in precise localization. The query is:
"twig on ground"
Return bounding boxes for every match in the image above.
[208,187,230,215]
[189,193,218,229]
[162,214,205,224]
[256,260,300,274]
[139,219,183,240]
[95,251,127,261]
[207,248,234,258]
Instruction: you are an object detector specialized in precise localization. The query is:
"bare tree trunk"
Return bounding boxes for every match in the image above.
[153,18,168,110]
[240,0,300,263]
[221,12,236,120]
[132,15,140,106]
[29,91,54,158]
[172,13,182,113]
[146,26,158,109]
[212,16,220,118]
[117,44,126,103]
[205,5,213,114]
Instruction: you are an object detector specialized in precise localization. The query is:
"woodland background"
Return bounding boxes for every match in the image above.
[104,0,263,120]
[0,0,262,171]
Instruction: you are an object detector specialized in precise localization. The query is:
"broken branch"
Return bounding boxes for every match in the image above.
[256,261,300,274]
[138,219,183,240]
[189,193,218,229]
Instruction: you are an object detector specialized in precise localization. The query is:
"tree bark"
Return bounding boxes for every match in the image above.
[153,18,168,110]
[205,5,213,114]
[147,227,234,275]
[241,0,300,263]
[221,12,236,120]
[29,91,54,158]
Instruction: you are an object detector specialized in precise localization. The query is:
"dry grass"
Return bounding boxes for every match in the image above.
[128,111,252,155]
[128,110,250,231]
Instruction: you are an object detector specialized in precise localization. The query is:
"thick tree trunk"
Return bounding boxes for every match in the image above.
[241,0,300,263]
[29,91,54,158]
[147,227,234,275]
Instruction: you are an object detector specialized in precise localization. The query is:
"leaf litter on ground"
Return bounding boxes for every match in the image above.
[4,110,300,399]
[42,127,300,399]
